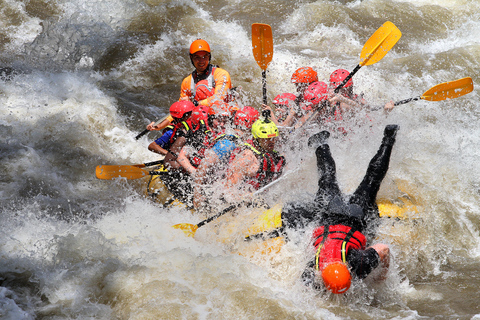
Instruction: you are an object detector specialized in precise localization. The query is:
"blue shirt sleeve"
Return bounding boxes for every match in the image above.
[154,130,173,148]
[211,139,236,161]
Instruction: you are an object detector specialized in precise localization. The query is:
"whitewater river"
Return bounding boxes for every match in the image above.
[1,0,480,319]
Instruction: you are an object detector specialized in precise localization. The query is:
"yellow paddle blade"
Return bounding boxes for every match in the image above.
[172,223,198,237]
[252,23,273,70]
[95,165,148,180]
[360,21,402,66]
[421,77,474,101]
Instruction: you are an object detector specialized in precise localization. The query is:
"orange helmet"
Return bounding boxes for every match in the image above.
[321,262,351,294]
[170,101,194,118]
[190,39,211,54]
[330,69,353,88]
[291,67,318,84]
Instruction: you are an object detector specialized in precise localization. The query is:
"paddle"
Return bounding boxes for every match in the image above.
[252,23,273,105]
[95,163,167,180]
[334,21,402,93]
[393,77,473,106]
[173,166,299,237]
[135,114,170,140]
[132,159,165,168]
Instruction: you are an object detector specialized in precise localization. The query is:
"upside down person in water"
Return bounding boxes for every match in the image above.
[282,124,399,294]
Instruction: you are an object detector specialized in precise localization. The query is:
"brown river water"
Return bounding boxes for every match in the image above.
[1,0,480,319]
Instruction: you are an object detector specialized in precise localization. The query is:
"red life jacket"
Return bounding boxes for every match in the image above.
[312,225,366,272]
[242,142,286,190]
[190,65,217,101]
[189,120,214,167]
[169,120,194,145]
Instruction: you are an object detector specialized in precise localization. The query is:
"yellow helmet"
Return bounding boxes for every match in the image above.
[251,119,279,139]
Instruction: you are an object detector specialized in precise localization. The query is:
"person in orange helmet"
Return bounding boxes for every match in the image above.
[281,125,398,294]
[291,66,318,97]
[179,39,233,107]
[328,68,395,114]
[144,39,234,134]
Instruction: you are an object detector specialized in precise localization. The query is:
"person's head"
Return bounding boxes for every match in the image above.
[233,106,260,131]
[207,107,230,131]
[191,105,210,129]
[170,101,194,122]
[251,118,279,152]
[272,93,296,121]
[329,69,353,97]
[190,39,211,73]
[320,262,352,294]
[303,81,328,111]
[291,67,318,95]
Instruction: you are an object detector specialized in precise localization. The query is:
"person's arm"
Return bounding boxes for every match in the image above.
[383,100,395,113]
[177,147,197,174]
[146,116,173,131]
[163,136,187,170]
[225,150,260,187]
[294,110,316,129]
[262,104,279,125]
[148,141,168,155]
[200,68,232,106]
[179,75,193,101]
[280,105,298,127]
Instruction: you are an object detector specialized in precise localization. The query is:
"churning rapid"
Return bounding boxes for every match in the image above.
[1,0,480,319]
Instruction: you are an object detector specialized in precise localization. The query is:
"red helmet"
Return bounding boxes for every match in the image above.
[291,67,318,84]
[233,106,260,129]
[303,81,328,105]
[191,105,209,126]
[330,69,353,88]
[273,93,296,106]
[170,101,194,118]
[190,39,211,54]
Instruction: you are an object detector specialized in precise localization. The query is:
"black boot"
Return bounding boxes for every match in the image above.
[383,124,399,144]
[308,131,330,148]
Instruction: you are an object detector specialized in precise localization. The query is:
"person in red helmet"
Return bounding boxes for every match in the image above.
[281,125,398,294]
[180,39,233,108]
[328,68,395,113]
[161,101,196,169]
[294,81,331,129]
[261,93,298,128]
[176,105,221,174]
[146,101,197,207]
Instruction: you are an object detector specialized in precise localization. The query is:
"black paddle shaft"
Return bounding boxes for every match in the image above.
[394,96,421,106]
[197,204,237,228]
[135,129,149,140]
[262,70,267,105]
[334,65,361,93]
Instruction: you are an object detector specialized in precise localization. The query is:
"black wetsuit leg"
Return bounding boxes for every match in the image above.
[314,144,342,207]
[281,142,342,230]
[349,125,398,223]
